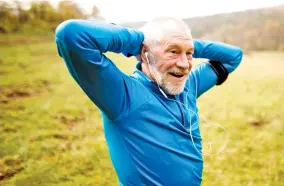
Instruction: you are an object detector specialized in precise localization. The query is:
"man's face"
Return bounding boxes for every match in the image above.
[148,35,194,95]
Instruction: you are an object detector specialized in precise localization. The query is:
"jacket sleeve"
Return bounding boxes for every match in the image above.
[55,19,144,121]
[190,39,243,98]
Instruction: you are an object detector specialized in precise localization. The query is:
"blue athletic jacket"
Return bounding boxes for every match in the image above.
[55,19,243,186]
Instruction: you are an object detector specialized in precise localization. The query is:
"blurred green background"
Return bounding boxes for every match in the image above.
[1,1,284,186]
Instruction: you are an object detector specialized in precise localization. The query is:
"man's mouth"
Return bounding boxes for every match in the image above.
[169,72,185,78]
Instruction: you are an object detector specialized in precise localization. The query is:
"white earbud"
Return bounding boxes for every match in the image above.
[145,52,149,64]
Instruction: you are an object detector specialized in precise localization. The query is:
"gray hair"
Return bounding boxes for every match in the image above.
[139,16,192,51]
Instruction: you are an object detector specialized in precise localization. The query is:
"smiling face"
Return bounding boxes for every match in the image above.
[145,34,194,95]
[140,17,194,95]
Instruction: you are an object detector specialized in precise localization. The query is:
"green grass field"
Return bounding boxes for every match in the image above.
[0,35,284,186]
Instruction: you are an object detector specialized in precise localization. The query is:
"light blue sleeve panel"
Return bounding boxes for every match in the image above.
[55,19,145,121]
[190,39,243,98]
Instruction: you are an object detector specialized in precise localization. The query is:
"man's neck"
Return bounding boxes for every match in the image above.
[141,62,155,82]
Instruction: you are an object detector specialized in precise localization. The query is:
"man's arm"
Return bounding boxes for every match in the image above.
[190,39,243,98]
[55,19,144,121]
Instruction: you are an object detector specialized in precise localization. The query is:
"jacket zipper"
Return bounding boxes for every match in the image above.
[175,96,185,127]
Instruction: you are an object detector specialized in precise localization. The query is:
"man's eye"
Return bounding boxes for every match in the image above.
[186,52,193,55]
[170,50,177,54]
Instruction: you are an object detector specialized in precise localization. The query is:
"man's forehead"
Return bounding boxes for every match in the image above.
[160,31,192,40]
[160,36,194,49]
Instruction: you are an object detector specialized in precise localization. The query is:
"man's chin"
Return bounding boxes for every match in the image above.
[162,82,186,96]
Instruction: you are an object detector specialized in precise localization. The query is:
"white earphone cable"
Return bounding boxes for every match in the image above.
[145,52,228,156]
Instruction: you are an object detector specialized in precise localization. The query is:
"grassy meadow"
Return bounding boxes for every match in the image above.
[0,35,284,186]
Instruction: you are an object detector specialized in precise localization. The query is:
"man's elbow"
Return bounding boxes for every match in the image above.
[227,47,243,73]
[55,19,80,44]
[234,47,243,66]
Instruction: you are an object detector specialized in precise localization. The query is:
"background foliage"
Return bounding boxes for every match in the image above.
[1,1,284,185]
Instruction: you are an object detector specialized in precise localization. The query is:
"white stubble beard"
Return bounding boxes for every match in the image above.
[149,63,187,96]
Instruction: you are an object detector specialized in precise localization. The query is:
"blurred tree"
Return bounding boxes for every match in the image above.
[89,5,104,20]
[91,5,100,17]
[29,1,58,23]
[0,0,100,34]
[0,0,282,52]
[0,1,20,33]
[57,0,86,21]
[0,2,12,33]
[14,0,29,24]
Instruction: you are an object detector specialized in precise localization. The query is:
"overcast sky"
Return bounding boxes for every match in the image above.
[5,0,284,22]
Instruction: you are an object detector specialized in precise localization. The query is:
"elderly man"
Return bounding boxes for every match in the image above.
[55,17,243,186]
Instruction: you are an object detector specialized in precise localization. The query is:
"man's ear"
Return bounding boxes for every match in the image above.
[140,44,148,64]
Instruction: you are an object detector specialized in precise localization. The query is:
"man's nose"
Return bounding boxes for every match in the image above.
[176,54,190,69]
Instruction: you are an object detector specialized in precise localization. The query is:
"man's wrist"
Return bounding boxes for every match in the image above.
[122,29,144,58]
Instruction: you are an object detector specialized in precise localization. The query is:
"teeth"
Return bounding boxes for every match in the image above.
[170,72,181,75]
[169,73,184,78]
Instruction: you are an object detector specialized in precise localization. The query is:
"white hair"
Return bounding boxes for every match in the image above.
[139,16,192,51]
